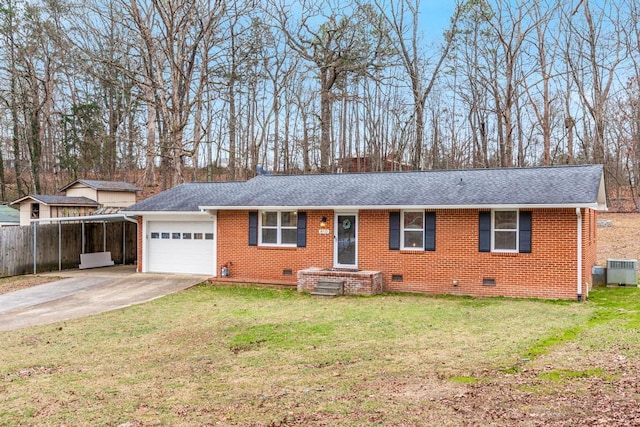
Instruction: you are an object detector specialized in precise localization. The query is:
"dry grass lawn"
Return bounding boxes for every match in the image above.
[0,212,639,426]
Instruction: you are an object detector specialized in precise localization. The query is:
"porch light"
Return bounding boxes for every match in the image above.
[320,216,328,229]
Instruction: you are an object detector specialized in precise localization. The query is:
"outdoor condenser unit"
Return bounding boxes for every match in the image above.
[606,259,638,286]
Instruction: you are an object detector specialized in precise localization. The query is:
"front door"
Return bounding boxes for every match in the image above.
[334,213,357,268]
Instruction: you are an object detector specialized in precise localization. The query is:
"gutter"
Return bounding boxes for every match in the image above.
[576,208,583,301]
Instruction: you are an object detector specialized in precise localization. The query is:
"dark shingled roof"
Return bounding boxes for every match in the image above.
[124,181,248,212]
[125,165,605,212]
[59,179,139,192]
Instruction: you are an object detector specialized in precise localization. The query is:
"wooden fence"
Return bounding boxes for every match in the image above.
[0,221,137,276]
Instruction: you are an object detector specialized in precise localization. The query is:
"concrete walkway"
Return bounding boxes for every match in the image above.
[0,266,208,332]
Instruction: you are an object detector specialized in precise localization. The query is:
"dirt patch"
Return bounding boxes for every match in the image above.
[597,212,640,265]
[0,276,57,296]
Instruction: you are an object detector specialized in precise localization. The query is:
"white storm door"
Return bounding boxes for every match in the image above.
[334,213,357,269]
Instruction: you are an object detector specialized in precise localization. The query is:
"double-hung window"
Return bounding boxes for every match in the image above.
[492,210,518,252]
[402,210,424,249]
[260,211,297,246]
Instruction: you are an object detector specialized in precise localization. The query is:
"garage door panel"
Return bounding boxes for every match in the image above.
[148,221,215,275]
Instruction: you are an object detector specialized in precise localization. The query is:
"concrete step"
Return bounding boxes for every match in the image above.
[311,280,344,297]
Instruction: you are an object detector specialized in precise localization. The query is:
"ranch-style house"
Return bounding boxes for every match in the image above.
[124,164,607,301]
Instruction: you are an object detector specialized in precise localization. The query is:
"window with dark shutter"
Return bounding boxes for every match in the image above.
[478,211,491,252]
[297,212,307,247]
[248,211,258,246]
[424,211,436,251]
[519,211,532,253]
[389,212,400,250]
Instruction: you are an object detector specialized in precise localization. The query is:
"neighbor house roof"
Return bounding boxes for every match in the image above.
[125,165,607,213]
[11,195,99,207]
[59,179,140,193]
[0,204,19,224]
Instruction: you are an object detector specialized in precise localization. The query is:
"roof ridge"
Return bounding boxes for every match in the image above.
[250,164,601,178]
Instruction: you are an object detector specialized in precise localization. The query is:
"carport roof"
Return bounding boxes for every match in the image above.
[12,195,99,207]
[125,165,607,212]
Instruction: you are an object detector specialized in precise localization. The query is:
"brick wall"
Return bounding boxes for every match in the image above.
[216,210,334,283]
[219,208,595,300]
[140,207,597,300]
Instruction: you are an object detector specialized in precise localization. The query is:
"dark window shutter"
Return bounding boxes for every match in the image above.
[389,212,400,250]
[479,211,491,252]
[424,211,436,251]
[519,211,532,253]
[297,212,307,247]
[248,211,258,246]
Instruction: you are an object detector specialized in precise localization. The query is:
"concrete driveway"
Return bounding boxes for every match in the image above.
[0,266,209,332]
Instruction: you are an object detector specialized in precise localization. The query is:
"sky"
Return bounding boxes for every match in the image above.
[421,1,457,41]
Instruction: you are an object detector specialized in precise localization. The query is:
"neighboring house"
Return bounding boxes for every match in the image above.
[124,165,607,301]
[11,195,99,226]
[336,154,415,173]
[11,180,139,226]
[0,204,20,227]
[59,179,139,208]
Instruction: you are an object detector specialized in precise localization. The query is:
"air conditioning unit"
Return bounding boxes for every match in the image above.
[606,259,638,286]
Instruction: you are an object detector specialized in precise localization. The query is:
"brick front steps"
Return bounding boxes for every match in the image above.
[298,267,384,296]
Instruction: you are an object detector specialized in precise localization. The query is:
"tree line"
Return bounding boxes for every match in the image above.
[0,0,638,209]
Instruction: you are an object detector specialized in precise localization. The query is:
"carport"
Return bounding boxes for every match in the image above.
[30,213,138,274]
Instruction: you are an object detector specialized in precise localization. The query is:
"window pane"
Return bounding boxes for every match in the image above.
[281,211,297,227]
[161,232,170,239]
[151,232,159,239]
[403,211,424,229]
[262,228,277,244]
[182,233,192,239]
[404,231,423,248]
[495,211,517,230]
[205,233,214,240]
[495,230,517,250]
[194,233,203,240]
[262,211,278,226]
[172,233,181,239]
[281,228,297,244]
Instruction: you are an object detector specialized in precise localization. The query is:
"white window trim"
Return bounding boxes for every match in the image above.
[258,211,297,247]
[491,209,519,253]
[401,210,424,250]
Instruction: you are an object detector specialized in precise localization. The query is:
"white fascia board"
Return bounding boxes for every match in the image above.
[30,213,134,224]
[124,210,209,216]
[198,203,601,211]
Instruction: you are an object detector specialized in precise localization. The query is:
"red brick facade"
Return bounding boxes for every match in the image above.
[138,207,597,300]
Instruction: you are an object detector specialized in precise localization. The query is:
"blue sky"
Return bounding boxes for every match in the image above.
[421,1,457,41]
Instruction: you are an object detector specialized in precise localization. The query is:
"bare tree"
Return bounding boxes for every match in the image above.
[375,0,461,169]
[123,0,224,188]
[565,0,629,165]
[271,0,392,172]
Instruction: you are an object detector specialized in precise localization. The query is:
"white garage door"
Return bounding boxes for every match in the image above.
[147,221,215,275]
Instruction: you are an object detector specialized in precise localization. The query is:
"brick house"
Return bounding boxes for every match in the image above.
[125,165,607,301]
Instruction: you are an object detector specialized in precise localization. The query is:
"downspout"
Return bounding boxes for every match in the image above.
[576,208,583,301]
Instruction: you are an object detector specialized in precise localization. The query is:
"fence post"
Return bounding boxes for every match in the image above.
[33,222,37,274]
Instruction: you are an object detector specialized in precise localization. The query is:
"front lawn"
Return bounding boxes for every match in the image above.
[1,285,639,426]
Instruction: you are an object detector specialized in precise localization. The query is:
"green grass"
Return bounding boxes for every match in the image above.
[0,284,638,426]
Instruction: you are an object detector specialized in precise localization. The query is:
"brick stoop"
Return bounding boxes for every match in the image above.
[311,280,344,297]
